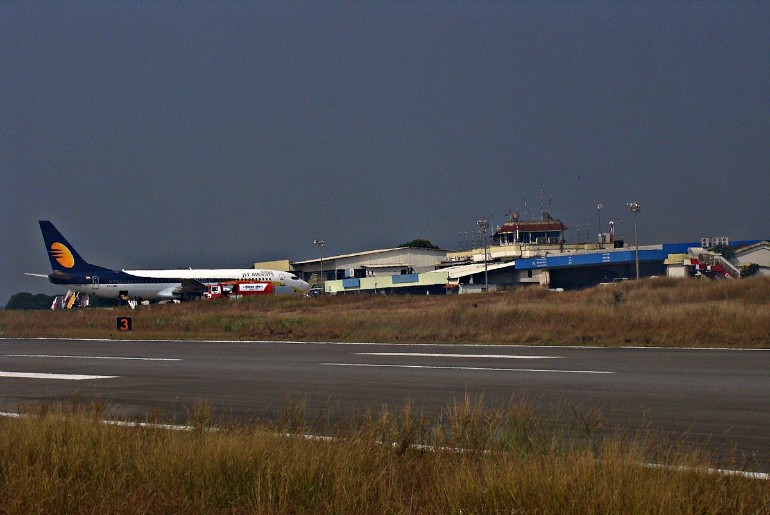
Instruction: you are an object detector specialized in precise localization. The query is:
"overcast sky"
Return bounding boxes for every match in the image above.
[2,1,768,304]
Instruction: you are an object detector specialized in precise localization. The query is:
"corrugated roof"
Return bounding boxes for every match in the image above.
[291,247,446,265]
[734,241,770,256]
[441,261,516,279]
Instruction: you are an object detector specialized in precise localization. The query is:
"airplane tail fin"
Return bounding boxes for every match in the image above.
[39,221,113,274]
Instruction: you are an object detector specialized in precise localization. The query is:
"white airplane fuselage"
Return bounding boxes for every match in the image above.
[72,268,309,300]
[38,221,310,301]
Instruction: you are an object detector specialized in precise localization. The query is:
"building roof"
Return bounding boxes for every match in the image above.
[439,261,515,279]
[291,246,446,266]
[361,263,412,269]
[734,241,770,257]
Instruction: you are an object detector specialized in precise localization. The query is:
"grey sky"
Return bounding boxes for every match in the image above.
[2,1,768,304]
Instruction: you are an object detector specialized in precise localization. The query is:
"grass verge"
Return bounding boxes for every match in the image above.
[1,277,769,347]
[1,397,768,513]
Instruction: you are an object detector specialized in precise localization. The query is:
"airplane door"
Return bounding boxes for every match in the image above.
[92,276,99,290]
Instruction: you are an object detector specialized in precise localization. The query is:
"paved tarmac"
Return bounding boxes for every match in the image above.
[1,338,768,471]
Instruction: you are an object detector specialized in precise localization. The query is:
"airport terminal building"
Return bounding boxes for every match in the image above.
[290,247,447,284]
[282,214,767,295]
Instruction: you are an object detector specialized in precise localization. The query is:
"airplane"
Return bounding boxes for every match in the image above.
[32,221,310,302]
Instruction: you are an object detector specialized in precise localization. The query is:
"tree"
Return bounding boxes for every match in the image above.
[710,244,736,261]
[5,292,56,310]
[740,263,760,278]
[398,239,439,249]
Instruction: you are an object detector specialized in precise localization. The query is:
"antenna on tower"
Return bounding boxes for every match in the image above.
[539,179,544,215]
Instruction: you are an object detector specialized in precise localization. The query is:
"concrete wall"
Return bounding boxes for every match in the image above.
[734,245,770,276]
[666,265,689,278]
[325,269,451,294]
[514,269,550,286]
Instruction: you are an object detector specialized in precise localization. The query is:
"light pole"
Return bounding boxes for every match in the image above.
[597,203,603,245]
[314,239,326,293]
[627,202,640,280]
[477,219,489,292]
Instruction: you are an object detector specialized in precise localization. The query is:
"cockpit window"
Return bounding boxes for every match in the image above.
[290,275,299,280]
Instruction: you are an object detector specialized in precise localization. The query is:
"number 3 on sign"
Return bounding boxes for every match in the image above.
[117,317,132,331]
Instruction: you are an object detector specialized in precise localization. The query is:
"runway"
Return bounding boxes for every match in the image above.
[1,338,769,471]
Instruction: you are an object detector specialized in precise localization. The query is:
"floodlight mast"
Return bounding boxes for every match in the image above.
[627,202,641,280]
[597,203,603,245]
[477,219,489,292]
[314,239,326,293]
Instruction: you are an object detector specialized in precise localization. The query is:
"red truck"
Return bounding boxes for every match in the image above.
[203,281,274,299]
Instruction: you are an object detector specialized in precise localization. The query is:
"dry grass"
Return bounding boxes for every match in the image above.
[1,398,768,514]
[3,280,767,511]
[1,276,769,347]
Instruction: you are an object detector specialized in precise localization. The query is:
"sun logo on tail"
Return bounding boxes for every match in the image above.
[49,242,75,268]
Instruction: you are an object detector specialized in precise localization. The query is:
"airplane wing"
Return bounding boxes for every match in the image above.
[24,273,50,278]
[176,278,206,297]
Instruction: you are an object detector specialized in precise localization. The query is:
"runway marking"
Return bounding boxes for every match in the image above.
[5,354,179,362]
[358,352,562,359]
[642,462,769,481]
[0,371,118,380]
[2,337,769,352]
[323,363,613,374]
[0,411,765,480]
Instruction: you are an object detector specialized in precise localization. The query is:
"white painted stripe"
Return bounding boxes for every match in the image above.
[358,352,561,359]
[0,412,197,431]
[643,462,769,481]
[323,363,613,374]
[5,354,179,362]
[0,412,765,480]
[105,420,203,432]
[2,336,769,352]
[0,371,117,380]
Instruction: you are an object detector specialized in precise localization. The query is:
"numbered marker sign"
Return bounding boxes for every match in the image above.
[116,317,133,331]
